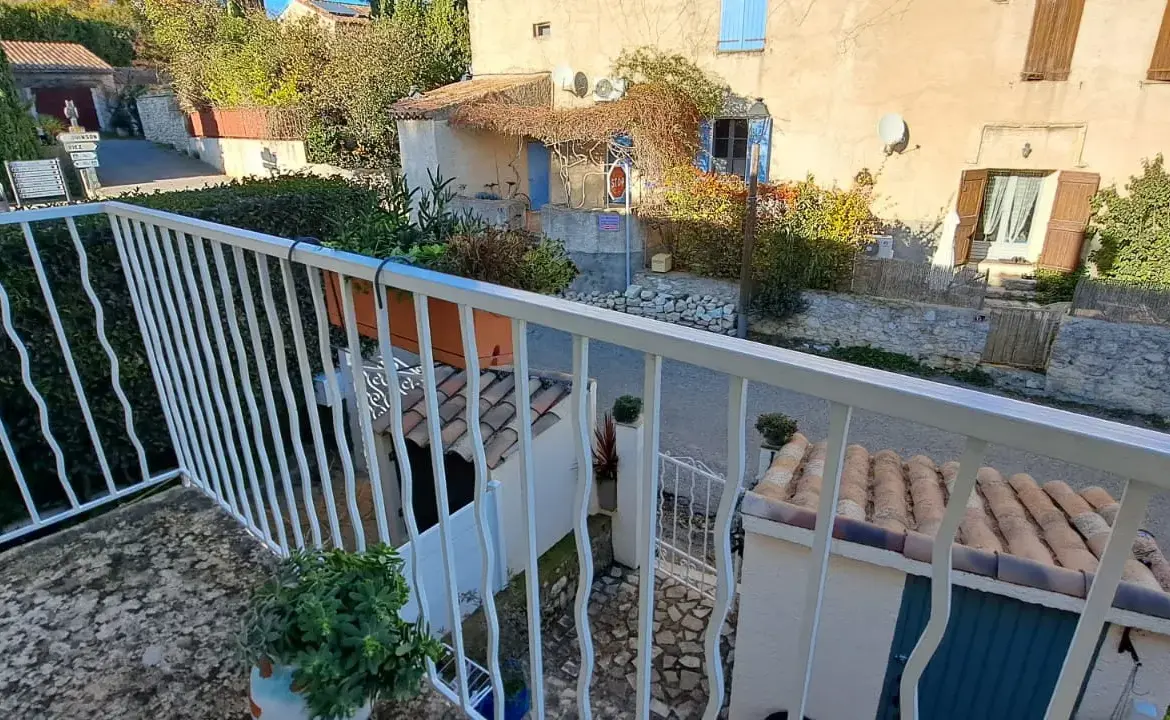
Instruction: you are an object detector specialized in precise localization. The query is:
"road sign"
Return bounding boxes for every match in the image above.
[64,142,97,153]
[58,131,100,143]
[72,158,100,169]
[70,152,98,162]
[607,163,627,203]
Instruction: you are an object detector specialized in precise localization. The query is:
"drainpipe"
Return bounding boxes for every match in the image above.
[625,160,632,287]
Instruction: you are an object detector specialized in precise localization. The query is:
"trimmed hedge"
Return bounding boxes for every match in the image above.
[0,175,382,527]
[0,46,40,168]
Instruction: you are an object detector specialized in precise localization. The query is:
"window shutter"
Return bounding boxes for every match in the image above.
[719,0,747,51]
[1148,1,1170,81]
[953,170,989,265]
[1022,0,1085,81]
[719,0,766,51]
[1038,171,1099,271]
[748,117,772,183]
[695,119,713,172]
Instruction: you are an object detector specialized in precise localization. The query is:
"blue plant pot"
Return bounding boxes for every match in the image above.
[474,686,531,720]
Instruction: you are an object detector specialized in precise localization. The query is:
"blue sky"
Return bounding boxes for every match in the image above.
[264,0,369,16]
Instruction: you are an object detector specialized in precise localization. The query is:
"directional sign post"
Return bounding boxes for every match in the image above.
[69,151,98,162]
[63,142,97,153]
[72,158,100,169]
[58,131,100,144]
[57,132,101,197]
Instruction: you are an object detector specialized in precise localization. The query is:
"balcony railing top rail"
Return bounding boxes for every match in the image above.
[2,200,1168,720]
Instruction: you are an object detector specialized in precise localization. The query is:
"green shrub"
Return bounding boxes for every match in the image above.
[755,413,798,448]
[612,395,642,423]
[0,1,139,66]
[1090,155,1170,286]
[240,545,441,718]
[1033,267,1083,305]
[0,46,40,168]
[0,175,382,524]
[825,345,923,374]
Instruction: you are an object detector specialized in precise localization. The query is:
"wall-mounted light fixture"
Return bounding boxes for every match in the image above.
[1022,142,1033,159]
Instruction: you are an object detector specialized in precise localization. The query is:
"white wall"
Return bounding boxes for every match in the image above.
[188,137,308,178]
[396,118,528,202]
[1078,626,1170,719]
[398,490,504,635]
[730,532,904,720]
[490,412,584,577]
[733,522,1170,720]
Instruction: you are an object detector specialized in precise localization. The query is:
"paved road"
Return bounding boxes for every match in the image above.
[524,325,1170,539]
[96,139,228,195]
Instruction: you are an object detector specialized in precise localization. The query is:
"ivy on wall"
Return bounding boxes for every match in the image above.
[1090,155,1170,287]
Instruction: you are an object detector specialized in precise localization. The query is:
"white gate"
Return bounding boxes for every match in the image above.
[656,453,734,599]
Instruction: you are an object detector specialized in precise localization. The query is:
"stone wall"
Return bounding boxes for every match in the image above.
[753,291,990,369]
[1046,316,1170,416]
[136,92,191,149]
[543,204,646,293]
[565,280,739,336]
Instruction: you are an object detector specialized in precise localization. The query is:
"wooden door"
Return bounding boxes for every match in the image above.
[34,87,99,131]
[1038,171,1100,271]
[953,170,988,265]
[981,307,1063,369]
[526,141,550,208]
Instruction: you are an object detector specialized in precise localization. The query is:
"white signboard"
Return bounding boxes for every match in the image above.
[70,152,98,162]
[72,158,100,169]
[63,142,97,153]
[58,131,100,143]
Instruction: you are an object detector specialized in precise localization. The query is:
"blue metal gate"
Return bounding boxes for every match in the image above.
[877,575,1104,719]
[526,142,550,208]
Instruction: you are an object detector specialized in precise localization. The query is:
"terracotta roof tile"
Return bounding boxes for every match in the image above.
[388,73,550,120]
[367,359,572,469]
[747,435,1170,615]
[0,41,112,73]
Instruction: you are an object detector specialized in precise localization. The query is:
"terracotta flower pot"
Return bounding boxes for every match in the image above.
[322,272,513,370]
[250,660,372,720]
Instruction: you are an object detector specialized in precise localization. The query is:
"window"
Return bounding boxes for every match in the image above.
[975,172,1045,245]
[712,119,749,176]
[533,22,551,39]
[1148,1,1170,80]
[718,0,767,52]
[1021,0,1086,81]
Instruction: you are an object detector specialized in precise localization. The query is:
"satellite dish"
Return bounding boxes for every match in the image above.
[572,71,589,98]
[878,113,907,147]
[553,65,575,91]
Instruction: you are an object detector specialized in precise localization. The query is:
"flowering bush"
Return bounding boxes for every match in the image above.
[647,166,876,301]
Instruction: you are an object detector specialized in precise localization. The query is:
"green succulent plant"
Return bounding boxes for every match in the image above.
[239,545,442,720]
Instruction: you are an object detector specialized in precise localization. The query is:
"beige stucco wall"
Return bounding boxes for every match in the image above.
[188,137,308,178]
[397,118,529,201]
[468,0,1170,245]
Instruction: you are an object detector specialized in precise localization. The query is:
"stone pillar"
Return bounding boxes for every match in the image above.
[612,416,644,568]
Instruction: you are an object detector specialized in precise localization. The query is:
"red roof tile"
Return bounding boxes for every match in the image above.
[1,41,112,73]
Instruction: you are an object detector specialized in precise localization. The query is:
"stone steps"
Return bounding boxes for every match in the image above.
[985,286,1038,303]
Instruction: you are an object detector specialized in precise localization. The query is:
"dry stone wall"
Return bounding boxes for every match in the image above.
[564,281,739,335]
[1046,316,1170,417]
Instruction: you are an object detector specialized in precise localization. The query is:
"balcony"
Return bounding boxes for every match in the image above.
[1,202,1169,720]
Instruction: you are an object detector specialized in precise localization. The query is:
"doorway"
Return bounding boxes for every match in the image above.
[526,141,550,208]
[34,86,100,130]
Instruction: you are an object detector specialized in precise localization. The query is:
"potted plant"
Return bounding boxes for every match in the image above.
[611,394,643,424]
[473,659,530,720]
[240,545,441,720]
[756,412,798,450]
[593,412,619,511]
[321,171,577,369]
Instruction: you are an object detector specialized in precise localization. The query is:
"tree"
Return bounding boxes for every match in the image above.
[1090,155,1170,286]
[0,46,41,166]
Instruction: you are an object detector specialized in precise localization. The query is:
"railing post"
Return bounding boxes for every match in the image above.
[613,415,644,569]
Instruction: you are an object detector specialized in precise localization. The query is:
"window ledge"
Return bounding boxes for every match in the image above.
[716,47,765,56]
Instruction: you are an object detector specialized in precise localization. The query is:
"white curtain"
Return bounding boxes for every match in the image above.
[981,175,1010,241]
[1006,175,1042,243]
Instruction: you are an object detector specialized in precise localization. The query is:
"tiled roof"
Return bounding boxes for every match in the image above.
[313,0,371,17]
[366,361,573,470]
[388,73,550,120]
[743,433,1170,619]
[0,41,113,73]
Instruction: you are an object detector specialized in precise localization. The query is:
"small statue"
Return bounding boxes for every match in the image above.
[63,100,81,130]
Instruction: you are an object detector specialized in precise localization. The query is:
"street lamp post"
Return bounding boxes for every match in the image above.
[736,100,769,339]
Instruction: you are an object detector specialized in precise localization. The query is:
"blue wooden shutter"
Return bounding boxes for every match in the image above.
[748,117,772,182]
[695,119,713,172]
[718,0,746,51]
[742,0,767,51]
[719,0,767,51]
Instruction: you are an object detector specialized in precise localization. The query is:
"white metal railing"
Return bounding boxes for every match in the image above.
[656,453,729,599]
[2,201,1170,720]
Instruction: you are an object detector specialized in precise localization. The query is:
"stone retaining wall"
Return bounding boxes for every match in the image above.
[565,281,739,335]
[753,291,989,369]
[137,92,191,150]
[1046,316,1170,417]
